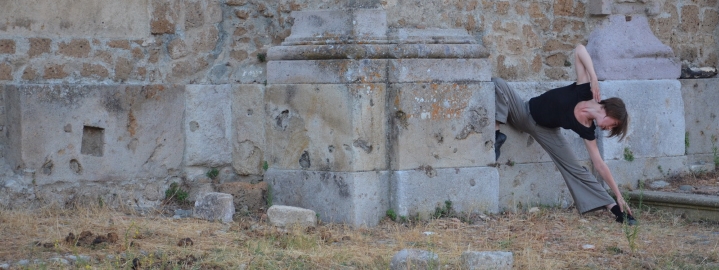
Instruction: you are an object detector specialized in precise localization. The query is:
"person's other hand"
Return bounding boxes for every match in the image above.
[616,196,632,215]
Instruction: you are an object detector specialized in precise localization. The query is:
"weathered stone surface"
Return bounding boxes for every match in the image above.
[461,251,514,270]
[390,249,439,270]
[0,0,150,38]
[498,162,576,212]
[282,9,387,46]
[268,59,388,84]
[587,15,680,80]
[216,181,268,213]
[81,63,109,79]
[107,40,130,50]
[266,169,390,227]
[2,85,185,185]
[390,82,494,169]
[391,167,499,218]
[150,0,178,34]
[58,39,91,58]
[168,38,189,59]
[265,84,387,171]
[0,63,11,80]
[0,39,15,54]
[43,64,68,79]
[388,59,491,83]
[603,156,687,189]
[28,38,52,58]
[588,0,611,15]
[232,84,266,176]
[267,205,317,228]
[681,79,719,157]
[185,85,233,167]
[601,80,684,159]
[193,192,235,223]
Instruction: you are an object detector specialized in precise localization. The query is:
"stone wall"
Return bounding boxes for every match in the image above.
[0,0,717,217]
[0,0,716,85]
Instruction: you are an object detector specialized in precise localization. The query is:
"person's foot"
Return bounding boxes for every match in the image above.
[495,130,507,160]
[610,204,638,226]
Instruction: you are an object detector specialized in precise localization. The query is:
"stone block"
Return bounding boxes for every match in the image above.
[0,39,16,54]
[265,169,390,227]
[193,192,235,223]
[461,251,514,270]
[232,84,266,176]
[390,82,495,169]
[587,0,611,15]
[216,181,268,213]
[603,156,687,189]
[28,38,51,58]
[43,64,68,80]
[0,63,11,81]
[498,82,591,164]
[150,0,178,34]
[587,15,680,80]
[0,0,150,38]
[58,39,90,58]
[498,162,577,212]
[681,79,719,156]
[265,84,387,171]
[267,59,388,84]
[601,80,684,159]
[282,9,387,46]
[267,205,317,228]
[391,167,498,218]
[388,59,491,83]
[390,249,439,270]
[185,85,233,167]
[2,85,185,185]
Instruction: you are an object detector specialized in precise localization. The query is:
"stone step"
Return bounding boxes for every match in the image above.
[628,190,719,222]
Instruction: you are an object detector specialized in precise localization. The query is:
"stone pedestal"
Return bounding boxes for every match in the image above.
[266,9,495,226]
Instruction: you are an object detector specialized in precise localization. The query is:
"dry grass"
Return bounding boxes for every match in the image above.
[0,204,718,269]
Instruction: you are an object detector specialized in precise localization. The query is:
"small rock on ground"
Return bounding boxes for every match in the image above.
[390,249,439,270]
[461,251,513,270]
[649,180,669,189]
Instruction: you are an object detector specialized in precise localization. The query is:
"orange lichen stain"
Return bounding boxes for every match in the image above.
[127,110,137,136]
[411,84,471,119]
[144,85,165,100]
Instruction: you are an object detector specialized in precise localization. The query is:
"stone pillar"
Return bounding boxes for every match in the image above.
[265,9,497,226]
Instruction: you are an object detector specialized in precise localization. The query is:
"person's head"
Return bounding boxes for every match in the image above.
[598,97,629,141]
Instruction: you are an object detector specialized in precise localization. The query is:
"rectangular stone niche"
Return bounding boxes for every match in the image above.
[81,126,104,157]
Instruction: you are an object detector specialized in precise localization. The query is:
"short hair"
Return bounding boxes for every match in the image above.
[599,97,629,141]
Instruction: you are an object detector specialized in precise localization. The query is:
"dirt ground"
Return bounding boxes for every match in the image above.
[1,195,718,269]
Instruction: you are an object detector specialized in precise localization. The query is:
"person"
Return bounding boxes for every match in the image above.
[493,44,636,225]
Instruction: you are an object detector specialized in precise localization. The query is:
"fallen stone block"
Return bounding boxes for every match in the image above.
[193,192,235,223]
[461,251,514,270]
[267,205,317,228]
[390,249,439,270]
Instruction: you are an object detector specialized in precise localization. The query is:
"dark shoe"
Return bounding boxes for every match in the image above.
[610,205,638,226]
[495,131,507,160]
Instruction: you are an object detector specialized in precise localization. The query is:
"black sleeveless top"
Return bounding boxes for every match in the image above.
[528,82,596,140]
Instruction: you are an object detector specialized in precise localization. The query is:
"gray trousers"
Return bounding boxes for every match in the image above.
[493,77,615,213]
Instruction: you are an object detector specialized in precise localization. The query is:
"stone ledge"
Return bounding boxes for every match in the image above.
[629,190,719,222]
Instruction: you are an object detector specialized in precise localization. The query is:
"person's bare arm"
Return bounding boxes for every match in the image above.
[574,44,601,102]
[584,139,633,214]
